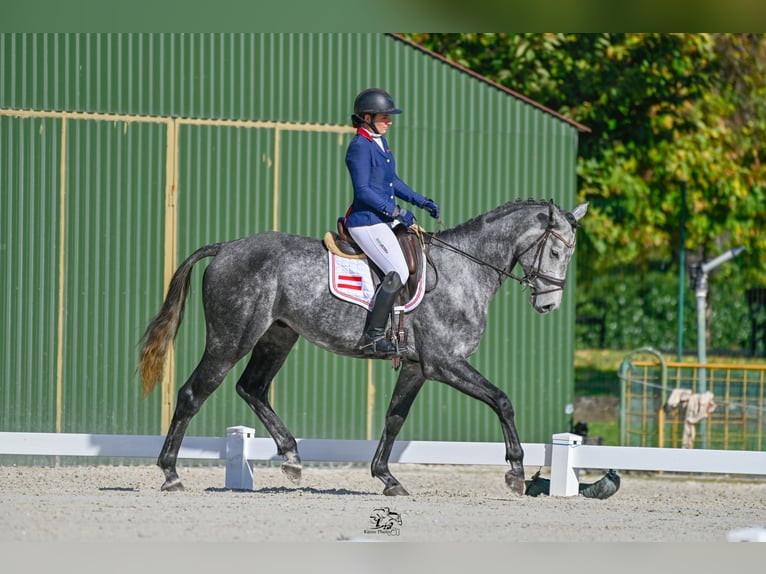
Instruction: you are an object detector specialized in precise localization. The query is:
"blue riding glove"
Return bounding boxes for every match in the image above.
[422,198,440,220]
[393,205,415,228]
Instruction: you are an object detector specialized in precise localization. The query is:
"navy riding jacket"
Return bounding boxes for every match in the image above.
[344,128,427,227]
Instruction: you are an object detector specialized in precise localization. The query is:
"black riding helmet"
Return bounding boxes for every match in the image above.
[351,88,402,132]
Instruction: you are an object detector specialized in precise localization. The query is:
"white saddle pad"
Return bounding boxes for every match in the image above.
[327,252,426,312]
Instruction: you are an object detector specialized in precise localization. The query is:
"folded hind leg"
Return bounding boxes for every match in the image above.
[235,321,302,484]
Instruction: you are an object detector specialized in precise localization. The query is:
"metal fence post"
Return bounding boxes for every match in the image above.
[225,426,256,490]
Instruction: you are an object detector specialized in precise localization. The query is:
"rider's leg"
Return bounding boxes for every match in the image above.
[360,271,402,355]
[347,223,409,356]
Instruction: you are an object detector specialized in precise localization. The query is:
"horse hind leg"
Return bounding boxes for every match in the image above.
[235,321,303,485]
[157,352,239,491]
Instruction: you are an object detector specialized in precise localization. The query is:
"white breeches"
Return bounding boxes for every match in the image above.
[348,222,409,285]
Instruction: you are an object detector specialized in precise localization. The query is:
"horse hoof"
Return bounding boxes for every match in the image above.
[383,484,410,496]
[161,479,185,492]
[504,470,525,496]
[281,461,302,485]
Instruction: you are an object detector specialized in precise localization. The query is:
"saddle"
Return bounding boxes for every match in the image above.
[323,219,426,368]
[323,218,425,302]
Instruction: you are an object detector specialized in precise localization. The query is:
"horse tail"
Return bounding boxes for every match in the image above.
[137,243,222,398]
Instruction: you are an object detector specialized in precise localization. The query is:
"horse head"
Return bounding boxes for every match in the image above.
[517,201,588,314]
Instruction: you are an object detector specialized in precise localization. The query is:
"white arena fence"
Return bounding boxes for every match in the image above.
[2,427,766,496]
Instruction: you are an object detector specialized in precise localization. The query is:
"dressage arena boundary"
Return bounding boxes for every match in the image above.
[2,427,766,496]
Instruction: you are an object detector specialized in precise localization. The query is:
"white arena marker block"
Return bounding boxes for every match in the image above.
[225,426,256,490]
[549,432,582,497]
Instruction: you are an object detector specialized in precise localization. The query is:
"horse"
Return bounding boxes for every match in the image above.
[138,198,589,495]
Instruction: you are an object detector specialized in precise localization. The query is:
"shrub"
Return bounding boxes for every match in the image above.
[576,265,754,354]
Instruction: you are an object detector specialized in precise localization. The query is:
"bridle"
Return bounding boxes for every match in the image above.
[514,214,577,295]
[425,201,577,296]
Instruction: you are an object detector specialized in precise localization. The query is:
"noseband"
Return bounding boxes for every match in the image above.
[426,202,577,296]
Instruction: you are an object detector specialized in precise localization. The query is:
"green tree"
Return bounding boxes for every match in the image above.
[403,33,766,286]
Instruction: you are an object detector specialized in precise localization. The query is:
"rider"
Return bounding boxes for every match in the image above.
[342,87,441,357]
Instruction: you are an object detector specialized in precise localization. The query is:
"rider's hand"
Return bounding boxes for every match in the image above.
[393,206,415,227]
[422,198,440,220]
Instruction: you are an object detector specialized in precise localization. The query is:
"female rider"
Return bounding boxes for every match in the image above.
[342,88,440,356]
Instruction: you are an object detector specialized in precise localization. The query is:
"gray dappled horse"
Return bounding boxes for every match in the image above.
[138,198,588,495]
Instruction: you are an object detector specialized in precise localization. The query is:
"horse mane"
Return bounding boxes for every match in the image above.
[484,198,558,223]
[443,198,559,236]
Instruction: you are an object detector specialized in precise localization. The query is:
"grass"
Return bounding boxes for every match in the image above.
[572,349,625,444]
[574,349,626,397]
[583,421,620,446]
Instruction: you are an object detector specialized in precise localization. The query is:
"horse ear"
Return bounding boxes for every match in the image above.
[571,202,589,222]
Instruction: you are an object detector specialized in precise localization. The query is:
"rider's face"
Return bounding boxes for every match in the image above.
[369,113,392,135]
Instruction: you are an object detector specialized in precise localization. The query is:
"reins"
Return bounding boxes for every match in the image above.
[426,232,526,284]
[422,201,576,295]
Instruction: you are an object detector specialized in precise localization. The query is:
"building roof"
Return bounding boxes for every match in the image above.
[390,34,591,133]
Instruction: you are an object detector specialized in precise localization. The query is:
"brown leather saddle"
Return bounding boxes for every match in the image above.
[323,218,425,303]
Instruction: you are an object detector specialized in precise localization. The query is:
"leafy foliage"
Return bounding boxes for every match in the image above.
[404,33,766,275]
[404,33,766,353]
[575,266,752,352]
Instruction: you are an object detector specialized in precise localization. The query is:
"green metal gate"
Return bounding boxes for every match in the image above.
[619,347,766,450]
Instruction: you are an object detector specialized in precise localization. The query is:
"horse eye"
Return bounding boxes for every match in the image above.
[551,248,560,259]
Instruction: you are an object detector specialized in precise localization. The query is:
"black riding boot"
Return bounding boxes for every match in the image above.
[359,271,403,357]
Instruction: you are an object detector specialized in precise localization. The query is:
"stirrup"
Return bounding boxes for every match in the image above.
[359,333,399,357]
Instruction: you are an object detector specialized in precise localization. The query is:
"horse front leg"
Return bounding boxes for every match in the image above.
[423,358,526,496]
[371,362,426,496]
